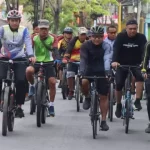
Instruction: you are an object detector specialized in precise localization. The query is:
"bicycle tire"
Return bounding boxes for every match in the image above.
[41,106,47,124]
[125,99,130,134]
[76,77,80,112]
[91,92,98,139]
[30,96,36,115]
[8,93,15,132]
[2,86,10,136]
[36,82,43,127]
[109,83,114,122]
[61,70,67,100]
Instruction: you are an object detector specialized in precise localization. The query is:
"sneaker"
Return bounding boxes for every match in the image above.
[134,100,142,111]
[115,103,122,118]
[58,81,62,88]
[48,106,55,117]
[100,121,109,131]
[15,108,25,118]
[68,91,74,100]
[28,85,35,97]
[83,97,91,110]
[145,123,150,133]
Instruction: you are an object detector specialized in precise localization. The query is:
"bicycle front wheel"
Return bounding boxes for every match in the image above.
[125,100,130,134]
[76,77,80,112]
[109,83,114,122]
[36,82,43,127]
[2,86,10,136]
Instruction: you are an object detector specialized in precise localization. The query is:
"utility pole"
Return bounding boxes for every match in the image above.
[137,0,141,32]
[34,0,39,23]
[39,0,45,19]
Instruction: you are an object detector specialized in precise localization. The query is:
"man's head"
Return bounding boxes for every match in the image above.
[107,25,117,40]
[38,19,50,39]
[126,19,138,38]
[63,27,73,40]
[87,30,92,40]
[7,10,22,30]
[78,27,87,42]
[33,22,39,34]
[90,25,104,45]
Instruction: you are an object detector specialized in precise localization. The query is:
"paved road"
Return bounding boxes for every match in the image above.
[0,87,149,150]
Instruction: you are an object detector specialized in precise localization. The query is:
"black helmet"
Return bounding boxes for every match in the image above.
[63,27,73,33]
[90,25,104,35]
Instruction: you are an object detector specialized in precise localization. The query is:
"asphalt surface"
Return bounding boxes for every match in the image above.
[0,87,149,150]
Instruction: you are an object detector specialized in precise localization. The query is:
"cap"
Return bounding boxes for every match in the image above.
[38,19,50,28]
[126,19,138,26]
[78,27,87,34]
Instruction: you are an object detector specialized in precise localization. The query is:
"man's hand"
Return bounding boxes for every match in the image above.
[29,57,36,64]
[141,69,147,79]
[62,58,68,64]
[111,62,120,68]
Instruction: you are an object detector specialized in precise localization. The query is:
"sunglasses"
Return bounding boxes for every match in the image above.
[128,28,137,30]
[92,35,104,39]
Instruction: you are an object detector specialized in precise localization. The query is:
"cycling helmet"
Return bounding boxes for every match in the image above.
[90,25,104,35]
[63,27,73,33]
[7,10,22,19]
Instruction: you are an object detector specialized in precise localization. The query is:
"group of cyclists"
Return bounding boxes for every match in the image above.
[0,9,150,134]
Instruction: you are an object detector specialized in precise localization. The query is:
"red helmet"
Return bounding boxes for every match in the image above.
[7,10,22,19]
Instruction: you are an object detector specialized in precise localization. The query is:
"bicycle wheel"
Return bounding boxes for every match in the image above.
[41,106,47,124]
[61,70,67,100]
[125,99,130,134]
[76,77,80,112]
[36,82,43,127]
[91,92,98,139]
[2,86,10,136]
[109,83,114,122]
[8,92,15,132]
[30,96,36,115]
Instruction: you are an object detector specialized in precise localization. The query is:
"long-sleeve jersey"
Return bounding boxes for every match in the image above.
[80,40,112,74]
[0,25,33,59]
[112,32,147,65]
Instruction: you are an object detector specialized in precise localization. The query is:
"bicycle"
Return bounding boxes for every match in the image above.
[118,65,139,134]
[34,62,52,127]
[61,63,69,100]
[0,59,28,136]
[73,62,83,112]
[82,76,106,139]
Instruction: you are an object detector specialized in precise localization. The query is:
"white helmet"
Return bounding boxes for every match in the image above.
[7,10,22,19]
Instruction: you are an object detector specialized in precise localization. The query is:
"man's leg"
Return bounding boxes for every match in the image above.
[26,66,35,97]
[82,79,91,110]
[46,65,56,117]
[14,62,27,118]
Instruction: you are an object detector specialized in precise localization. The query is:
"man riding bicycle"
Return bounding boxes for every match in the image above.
[0,10,35,117]
[26,19,61,117]
[112,19,147,118]
[80,25,112,131]
[63,27,87,100]
[57,27,73,88]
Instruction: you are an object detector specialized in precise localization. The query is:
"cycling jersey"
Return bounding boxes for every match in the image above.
[112,32,147,65]
[0,25,33,59]
[33,35,54,62]
[64,36,86,61]
[80,40,112,74]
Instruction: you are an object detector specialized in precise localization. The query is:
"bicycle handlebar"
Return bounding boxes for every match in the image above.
[82,76,107,79]
[34,62,54,66]
[0,59,29,64]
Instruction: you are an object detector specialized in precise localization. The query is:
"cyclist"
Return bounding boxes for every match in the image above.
[63,27,87,100]
[87,30,92,40]
[0,10,35,117]
[111,19,147,118]
[57,27,73,88]
[141,41,150,133]
[80,25,112,131]
[26,19,61,117]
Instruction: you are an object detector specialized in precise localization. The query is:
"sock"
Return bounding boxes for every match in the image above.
[136,98,141,102]
[30,83,35,87]
[48,102,54,107]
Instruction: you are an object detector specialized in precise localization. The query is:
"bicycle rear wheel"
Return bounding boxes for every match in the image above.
[91,92,98,139]
[125,100,130,134]
[109,83,114,122]
[30,96,36,115]
[36,82,43,127]
[2,86,10,136]
[76,77,80,112]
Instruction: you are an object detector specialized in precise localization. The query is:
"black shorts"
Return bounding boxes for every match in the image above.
[115,67,144,91]
[85,71,109,96]
[67,62,78,74]
[34,65,56,80]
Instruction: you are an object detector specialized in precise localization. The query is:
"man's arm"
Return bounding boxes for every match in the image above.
[80,42,88,75]
[0,26,4,39]
[103,42,113,71]
[112,33,122,62]
[23,28,34,57]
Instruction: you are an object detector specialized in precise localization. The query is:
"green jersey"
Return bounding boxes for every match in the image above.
[33,35,54,62]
